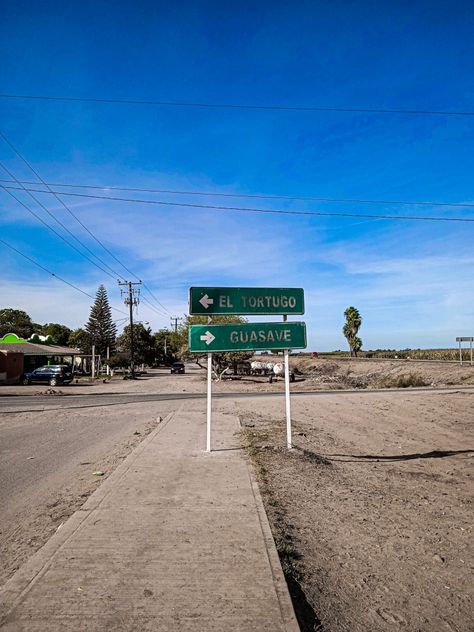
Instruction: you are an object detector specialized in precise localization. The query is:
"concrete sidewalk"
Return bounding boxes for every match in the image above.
[0,408,299,631]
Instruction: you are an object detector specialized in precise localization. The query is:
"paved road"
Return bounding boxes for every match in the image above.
[0,388,179,586]
[2,384,473,412]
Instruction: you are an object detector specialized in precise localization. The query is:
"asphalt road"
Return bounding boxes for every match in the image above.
[0,385,180,585]
[2,384,474,413]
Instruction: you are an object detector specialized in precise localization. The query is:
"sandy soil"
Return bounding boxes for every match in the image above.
[218,391,474,632]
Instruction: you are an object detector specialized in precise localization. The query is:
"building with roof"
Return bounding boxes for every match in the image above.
[0,333,82,384]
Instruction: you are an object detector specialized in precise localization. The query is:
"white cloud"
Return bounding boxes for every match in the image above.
[2,173,473,350]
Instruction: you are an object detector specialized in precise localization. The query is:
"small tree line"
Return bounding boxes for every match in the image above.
[0,285,182,367]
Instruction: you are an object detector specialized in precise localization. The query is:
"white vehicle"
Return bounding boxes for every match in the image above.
[251,360,295,382]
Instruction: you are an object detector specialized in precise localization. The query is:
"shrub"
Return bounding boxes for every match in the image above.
[378,373,428,388]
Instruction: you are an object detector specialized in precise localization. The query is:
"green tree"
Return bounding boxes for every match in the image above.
[154,328,181,365]
[116,324,156,365]
[84,285,117,356]
[0,308,34,339]
[179,315,253,374]
[68,328,88,351]
[343,306,362,357]
[41,323,72,345]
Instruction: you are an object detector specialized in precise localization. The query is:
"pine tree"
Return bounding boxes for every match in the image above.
[85,285,117,357]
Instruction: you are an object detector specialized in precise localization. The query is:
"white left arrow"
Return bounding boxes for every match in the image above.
[199,294,214,309]
[200,331,215,346]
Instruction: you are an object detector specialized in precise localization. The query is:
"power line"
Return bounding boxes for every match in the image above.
[0,164,123,282]
[142,284,170,315]
[0,237,128,315]
[0,185,123,281]
[0,93,473,117]
[0,178,472,209]
[0,131,139,282]
[140,295,168,317]
[0,136,127,280]
[2,181,171,314]
[4,185,474,223]
[0,134,171,314]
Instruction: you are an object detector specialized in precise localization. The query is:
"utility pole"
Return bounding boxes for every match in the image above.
[119,280,142,378]
[170,315,183,333]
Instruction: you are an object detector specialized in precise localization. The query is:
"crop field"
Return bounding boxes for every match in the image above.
[313,348,472,362]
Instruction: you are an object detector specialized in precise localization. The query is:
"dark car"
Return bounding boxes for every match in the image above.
[170,362,185,374]
[22,365,74,386]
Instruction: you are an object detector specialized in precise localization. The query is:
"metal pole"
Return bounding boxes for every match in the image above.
[206,315,212,452]
[92,345,95,379]
[459,340,462,366]
[471,340,473,366]
[106,346,110,376]
[207,352,212,452]
[283,315,292,449]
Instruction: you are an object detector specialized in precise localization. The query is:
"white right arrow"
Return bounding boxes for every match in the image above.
[200,331,215,346]
[199,294,214,310]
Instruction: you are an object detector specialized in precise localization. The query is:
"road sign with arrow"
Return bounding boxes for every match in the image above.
[189,287,304,315]
[188,285,307,452]
[189,322,307,353]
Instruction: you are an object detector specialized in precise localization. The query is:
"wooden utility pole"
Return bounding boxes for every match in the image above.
[170,315,183,333]
[119,280,142,378]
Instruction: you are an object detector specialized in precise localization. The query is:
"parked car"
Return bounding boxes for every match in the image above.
[22,365,74,386]
[170,362,185,374]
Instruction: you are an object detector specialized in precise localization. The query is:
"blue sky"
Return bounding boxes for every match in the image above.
[1,0,473,350]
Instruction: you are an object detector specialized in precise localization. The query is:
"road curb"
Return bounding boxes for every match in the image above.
[238,417,300,632]
[245,455,300,631]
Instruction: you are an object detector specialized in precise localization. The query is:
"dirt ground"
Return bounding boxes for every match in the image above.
[2,364,473,631]
[217,391,474,632]
[2,356,474,398]
[213,355,474,393]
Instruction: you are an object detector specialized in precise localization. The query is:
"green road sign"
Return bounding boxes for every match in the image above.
[189,287,304,315]
[189,322,307,353]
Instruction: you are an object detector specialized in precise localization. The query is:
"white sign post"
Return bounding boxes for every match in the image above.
[283,315,292,449]
[206,316,212,452]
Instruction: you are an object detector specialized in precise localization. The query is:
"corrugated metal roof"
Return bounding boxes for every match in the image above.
[0,342,82,356]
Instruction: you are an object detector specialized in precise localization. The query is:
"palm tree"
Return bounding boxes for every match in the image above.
[343,307,362,357]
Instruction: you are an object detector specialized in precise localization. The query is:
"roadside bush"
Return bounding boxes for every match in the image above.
[378,373,428,389]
